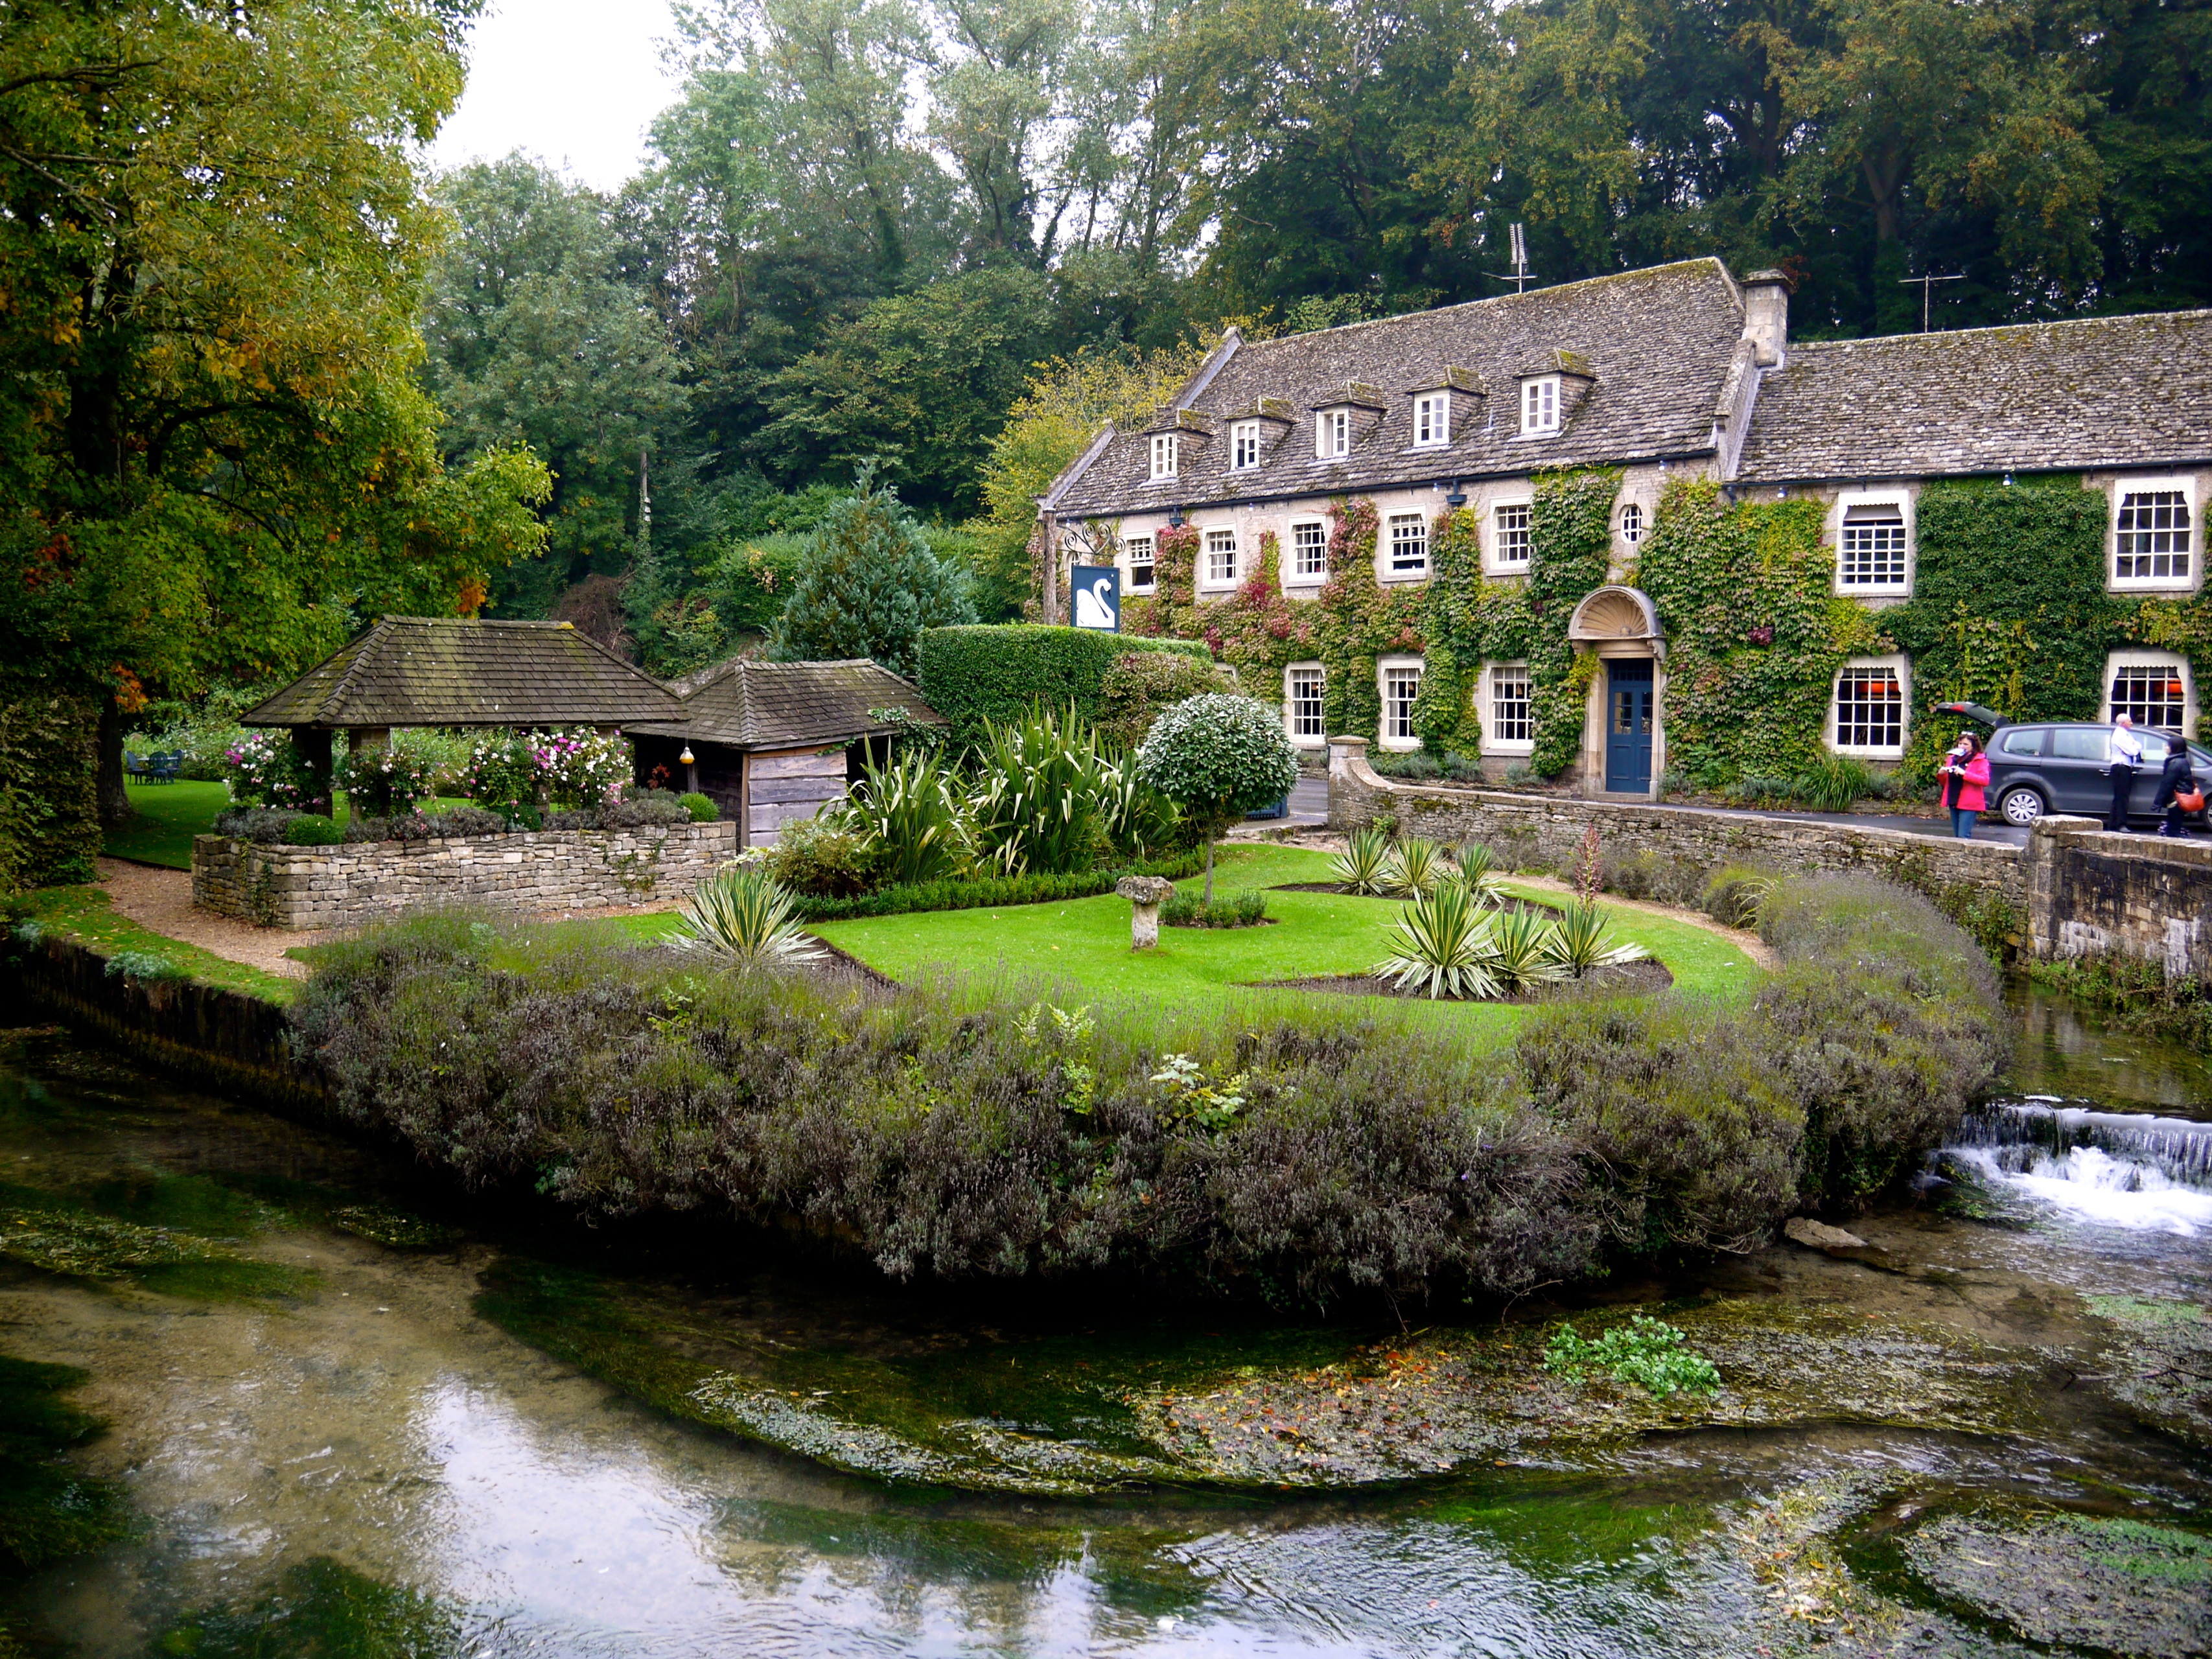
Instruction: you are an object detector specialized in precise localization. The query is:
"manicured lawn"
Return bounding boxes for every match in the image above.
[106,780,231,868]
[10,885,296,1004]
[812,844,1758,1035]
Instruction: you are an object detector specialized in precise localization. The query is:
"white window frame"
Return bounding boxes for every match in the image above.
[1487,498,1533,573]
[1286,518,1329,584]
[1285,662,1326,747]
[2110,475,2198,591]
[1377,655,1424,750]
[1123,533,1156,595]
[1412,393,1450,449]
[1519,376,1560,435]
[1149,432,1178,481]
[1386,511,1428,577]
[1618,500,1645,548]
[1230,419,1263,471]
[1828,654,1911,758]
[1484,660,1534,755]
[2102,650,2196,736]
[1201,526,1239,588]
[1317,409,1351,460]
[1830,488,1915,596]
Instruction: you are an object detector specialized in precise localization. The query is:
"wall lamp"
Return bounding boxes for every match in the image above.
[1167,505,1185,528]
[1445,483,1467,509]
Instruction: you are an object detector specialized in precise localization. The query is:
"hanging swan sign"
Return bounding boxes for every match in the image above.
[1071,565,1121,631]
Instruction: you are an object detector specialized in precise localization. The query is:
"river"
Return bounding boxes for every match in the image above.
[1,986,2207,1656]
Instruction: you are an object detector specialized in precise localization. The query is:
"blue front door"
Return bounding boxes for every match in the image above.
[1605,660,1654,793]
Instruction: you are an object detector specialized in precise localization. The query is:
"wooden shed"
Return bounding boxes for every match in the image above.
[627,658,944,847]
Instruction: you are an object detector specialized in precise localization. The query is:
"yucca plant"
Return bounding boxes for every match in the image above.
[1093,748,1182,857]
[1376,879,1500,1000]
[1485,904,1568,993]
[969,706,1106,876]
[843,749,970,884]
[1452,839,1511,907]
[1333,826,1395,894]
[1543,900,1653,977]
[672,866,826,969]
[1384,834,1449,897]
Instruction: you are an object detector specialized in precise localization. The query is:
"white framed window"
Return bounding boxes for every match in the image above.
[1203,527,1238,585]
[1149,432,1178,481]
[1491,500,1532,570]
[1520,376,1559,435]
[1288,518,1329,582]
[2105,653,2193,733]
[1830,656,1909,757]
[2112,478,2195,587]
[1231,419,1262,470]
[1413,393,1450,448]
[1486,661,1533,752]
[1286,664,1325,744]
[1124,533,1155,594]
[1317,409,1350,460]
[1387,512,1428,575]
[1619,501,1644,546]
[1833,491,1912,593]
[1379,656,1423,749]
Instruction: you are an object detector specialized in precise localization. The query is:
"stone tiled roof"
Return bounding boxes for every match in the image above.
[629,658,943,750]
[242,618,683,728]
[1053,259,1747,517]
[1736,310,2212,482]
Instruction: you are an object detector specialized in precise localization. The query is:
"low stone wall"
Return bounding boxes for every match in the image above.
[192,821,739,930]
[2023,815,2212,977]
[1327,738,2024,903]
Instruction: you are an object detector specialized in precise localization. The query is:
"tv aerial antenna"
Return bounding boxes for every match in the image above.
[1899,269,1965,332]
[1489,222,1537,294]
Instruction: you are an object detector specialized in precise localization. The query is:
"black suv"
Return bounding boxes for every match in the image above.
[1970,720,2212,828]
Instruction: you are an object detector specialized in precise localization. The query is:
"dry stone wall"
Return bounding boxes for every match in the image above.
[2023,816,2212,977]
[1327,738,2025,903]
[192,822,738,930]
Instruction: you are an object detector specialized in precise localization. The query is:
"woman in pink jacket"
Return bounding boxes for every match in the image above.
[1938,731,1990,839]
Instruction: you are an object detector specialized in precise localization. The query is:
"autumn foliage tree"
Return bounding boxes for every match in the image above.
[0,0,552,844]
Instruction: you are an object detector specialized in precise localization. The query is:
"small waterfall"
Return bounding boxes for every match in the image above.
[1942,1099,2212,1235]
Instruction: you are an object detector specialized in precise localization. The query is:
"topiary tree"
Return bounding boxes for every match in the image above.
[768,463,977,677]
[1135,692,1300,900]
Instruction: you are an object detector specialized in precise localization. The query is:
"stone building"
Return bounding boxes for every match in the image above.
[1038,259,2212,798]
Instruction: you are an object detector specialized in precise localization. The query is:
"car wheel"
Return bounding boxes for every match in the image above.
[1997,785,2046,826]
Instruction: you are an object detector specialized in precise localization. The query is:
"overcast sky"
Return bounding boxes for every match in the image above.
[429,0,687,192]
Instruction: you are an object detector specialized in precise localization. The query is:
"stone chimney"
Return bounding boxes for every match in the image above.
[1741,269,1791,367]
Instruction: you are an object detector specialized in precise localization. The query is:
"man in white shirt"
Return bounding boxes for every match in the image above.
[2106,713,2144,831]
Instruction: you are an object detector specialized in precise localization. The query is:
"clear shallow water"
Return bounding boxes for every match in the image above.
[3,1012,2209,1656]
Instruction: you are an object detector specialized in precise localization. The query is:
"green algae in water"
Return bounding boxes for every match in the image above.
[154,1557,465,1658]
[2084,1293,2212,1450]
[0,1182,312,1302]
[1897,1511,2212,1657]
[0,1352,130,1575]
[207,1174,460,1251]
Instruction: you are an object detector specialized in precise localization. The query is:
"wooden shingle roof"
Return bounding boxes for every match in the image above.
[630,658,943,752]
[242,617,684,728]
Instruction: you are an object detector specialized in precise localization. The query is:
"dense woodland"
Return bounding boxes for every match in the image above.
[3,0,2209,847]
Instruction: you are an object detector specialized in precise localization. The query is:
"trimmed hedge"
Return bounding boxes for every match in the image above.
[788,850,1203,922]
[0,691,101,892]
[917,625,1211,750]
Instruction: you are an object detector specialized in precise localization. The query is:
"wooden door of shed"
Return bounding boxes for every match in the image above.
[743,746,848,846]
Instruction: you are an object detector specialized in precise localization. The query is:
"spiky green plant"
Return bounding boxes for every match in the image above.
[1333,826,1394,895]
[1543,901,1652,977]
[841,749,970,884]
[673,867,826,968]
[1375,879,1501,999]
[1486,905,1567,992]
[1384,835,1449,897]
[970,706,1107,876]
[1093,748,1182,857]
[1452,839,1511,907]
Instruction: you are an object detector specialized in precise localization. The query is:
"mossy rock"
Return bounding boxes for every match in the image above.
[1900,1510,2212,1656]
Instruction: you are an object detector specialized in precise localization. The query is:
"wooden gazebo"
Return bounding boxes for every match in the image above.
[242,616,686,790]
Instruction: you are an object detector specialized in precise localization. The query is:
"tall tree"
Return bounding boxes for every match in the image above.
[0,0,551,824]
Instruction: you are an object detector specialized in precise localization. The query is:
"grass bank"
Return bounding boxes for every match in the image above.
[292,872,2005,1308]
[6,885,295,1004]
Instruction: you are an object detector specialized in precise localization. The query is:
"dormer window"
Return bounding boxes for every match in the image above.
[1231,420,1262,470]
[1318,410,1350,460]
[1149,432,1178,481]
[1520,376,1560,435]
[1413,393,1450,448]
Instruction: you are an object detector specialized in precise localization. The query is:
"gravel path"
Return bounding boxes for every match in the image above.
[96,858,329,979]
